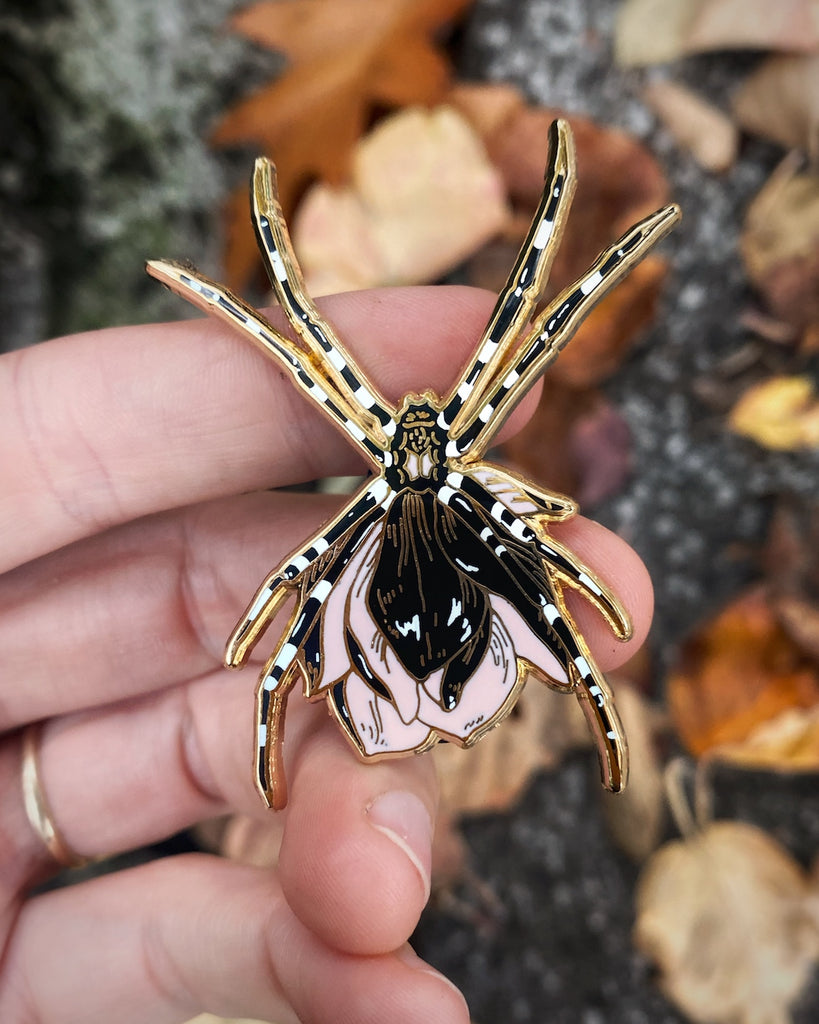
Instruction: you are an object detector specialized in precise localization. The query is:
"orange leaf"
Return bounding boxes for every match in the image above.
[214,0,473,287]
[667,589,819,757]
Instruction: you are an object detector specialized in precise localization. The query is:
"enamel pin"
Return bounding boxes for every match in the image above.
[148,119,680,809]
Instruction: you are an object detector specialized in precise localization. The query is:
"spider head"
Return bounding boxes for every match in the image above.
[387,396,447,489]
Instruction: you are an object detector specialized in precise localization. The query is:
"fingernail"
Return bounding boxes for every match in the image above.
[367,791,433,901]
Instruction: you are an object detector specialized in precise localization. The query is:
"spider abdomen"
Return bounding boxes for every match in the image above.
[367,489,491,688]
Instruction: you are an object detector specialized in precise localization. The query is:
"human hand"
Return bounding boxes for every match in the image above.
[0,286,653,1024]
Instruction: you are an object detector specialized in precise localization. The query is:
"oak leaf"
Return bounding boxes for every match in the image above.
[667,589,819,757]
[635,820,819,1024]
[213,0,472,286]
[291,106,508,294]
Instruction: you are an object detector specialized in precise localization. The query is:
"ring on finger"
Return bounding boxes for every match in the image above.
[21,723,89,869]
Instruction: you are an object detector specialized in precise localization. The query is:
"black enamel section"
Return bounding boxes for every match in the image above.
[367,490,490,681]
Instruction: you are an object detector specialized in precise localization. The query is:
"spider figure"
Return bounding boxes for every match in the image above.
[148,119,680,809]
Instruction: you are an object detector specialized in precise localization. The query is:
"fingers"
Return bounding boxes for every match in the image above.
[12,668,441,957]
[2,854,469,1024]
[1,285,543,574]
[551,515,654,665]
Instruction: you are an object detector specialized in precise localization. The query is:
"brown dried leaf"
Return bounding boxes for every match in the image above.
[616,0,819,67]
[734,55,819,154]
[717,704,819,772]
[668,589,819,757]
[635,821,819,1024]
[764,499,819,662]
[602,683,666,862]
[500,381,634,508]
[644,79,738,173]
[729,376,819,450]
[433,685,590,820]
[214,0,472,286]
[451,87,670,284]
[741,160,819,338]
[291,106,508,294]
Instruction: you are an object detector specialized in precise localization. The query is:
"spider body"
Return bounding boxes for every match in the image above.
[148,119,680,809]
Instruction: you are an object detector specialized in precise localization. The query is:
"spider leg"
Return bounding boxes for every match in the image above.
[253,497,392,808]
[453,471,631,638]
[450,202,681,458]
[442,118,576,436]
[464,462,578,522]
[226,478,393,668]
[252,159,396,446]
[550,588,629,792]
[146,259,387,469]
[437,477,628,791]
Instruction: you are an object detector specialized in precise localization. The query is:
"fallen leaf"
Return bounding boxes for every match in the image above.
[567,399,634,507]
[602,683,666,862]
[449,85,671,270]
[764,499,819,662]
[740,159,819,349]
[734,54,819,155]
[667,589,819,757]
[729,375,819,450]
[635,820,819,1024]
[717,705,819,772]
[214,0,472,285]
[291,106,508,294]
[499,379,594,498]
[644,79,738,173]
[433,684,590,819]
[616,0,819,66]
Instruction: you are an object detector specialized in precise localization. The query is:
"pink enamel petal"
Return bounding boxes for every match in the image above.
[415,595,569,742]
[415,611,519,740]
[309,523,381,695]
[341,671,433,756]
[489,594,568,685]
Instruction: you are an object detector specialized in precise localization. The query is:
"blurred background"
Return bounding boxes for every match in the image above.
[4,1,819,1021]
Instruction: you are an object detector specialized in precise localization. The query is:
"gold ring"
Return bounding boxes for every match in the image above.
[21,723,88,869]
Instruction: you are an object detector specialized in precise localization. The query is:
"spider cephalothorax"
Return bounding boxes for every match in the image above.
[387,398,446,488]
[148,119,680,809]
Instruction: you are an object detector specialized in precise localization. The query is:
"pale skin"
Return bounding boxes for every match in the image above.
[0,286,653,1024]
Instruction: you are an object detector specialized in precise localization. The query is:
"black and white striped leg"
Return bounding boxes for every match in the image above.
[145,259,388,468]
[437,476,628,791]
[449,203,681,458]
[226,478,393,668]
[452,472,631,637]
[252,159,396,447]
[465,463,578,521]
[441,118,576,437]
[253,499,392,807]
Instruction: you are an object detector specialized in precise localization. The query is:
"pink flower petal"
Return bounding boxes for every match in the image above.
[340,671,434,756]
[309,523,381,695]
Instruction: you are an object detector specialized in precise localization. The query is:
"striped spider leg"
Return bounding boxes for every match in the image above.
[148,117,680,808]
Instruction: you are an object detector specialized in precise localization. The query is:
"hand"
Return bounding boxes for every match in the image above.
[0,286,653,1024]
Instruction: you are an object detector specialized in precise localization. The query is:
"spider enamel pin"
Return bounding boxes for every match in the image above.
[148,119,680,810]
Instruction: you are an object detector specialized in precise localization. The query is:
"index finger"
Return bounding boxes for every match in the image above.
[0,286,539,574]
